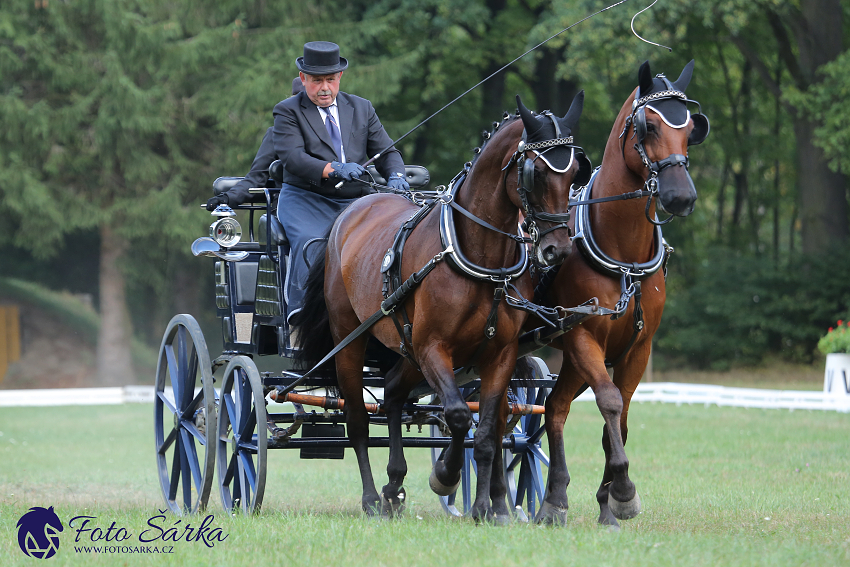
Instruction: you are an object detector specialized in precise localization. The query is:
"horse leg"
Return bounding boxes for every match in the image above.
[488,391,512,522]
[333,337,383,515]
[535,373,577,525]
[586,356,646,528]
[380,359,419,517]
[596,346,649,525]
[469,348,515,524]
[422,348,472,497]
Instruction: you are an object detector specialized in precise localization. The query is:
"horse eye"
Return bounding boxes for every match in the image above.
[646,123,656,133]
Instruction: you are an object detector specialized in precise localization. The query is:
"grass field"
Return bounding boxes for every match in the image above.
[0,401,847,566]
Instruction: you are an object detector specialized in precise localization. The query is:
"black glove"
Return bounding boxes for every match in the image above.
[206,194,228,211]
[387,172,410,192]
[328,161,365,182]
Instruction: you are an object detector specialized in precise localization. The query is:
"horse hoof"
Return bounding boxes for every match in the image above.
[608,491,641,520]
[534,501,568,526]
[487,512,512,526]
[380,487,406,518]
[429,468,460,496]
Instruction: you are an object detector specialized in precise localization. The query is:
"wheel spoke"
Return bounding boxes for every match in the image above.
[224,393,238,433]
[157,390,178,416]
[529,445,550,467]
[223,451,237,486]
[158,427,178,455]
[238,452,258,493]
[177,326,189,409]
[505,453,521,473]
[179,431,193,511]
[168,434,181,501]
[237,372,252,433]
[180,427,203,494]
[461,448,473,514]
[528,423,546,445]
[182,387,205,421]
[183,419,207,446]
[165,344,180,407]
[238,409,257,445]
[236,454,249,513]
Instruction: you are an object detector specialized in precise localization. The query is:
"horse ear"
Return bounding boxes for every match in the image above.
[561,90,584,132]
[673,59,694,92]
[638,60,653,96]
[516,94,542,136]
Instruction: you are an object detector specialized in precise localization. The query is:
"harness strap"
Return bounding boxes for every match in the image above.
[605,276,644,368]
[454,282,506,376]
[449,200,531,243]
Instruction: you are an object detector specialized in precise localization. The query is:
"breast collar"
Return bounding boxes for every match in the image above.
[439,171,529,282]
[573,169,668,279]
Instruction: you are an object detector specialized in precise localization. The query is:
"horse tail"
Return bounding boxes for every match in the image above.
[290,238,335,374]
[512,356,537,389]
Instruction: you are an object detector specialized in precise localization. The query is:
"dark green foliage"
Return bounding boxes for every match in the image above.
[0,0,848,373]
[657,247,850,369]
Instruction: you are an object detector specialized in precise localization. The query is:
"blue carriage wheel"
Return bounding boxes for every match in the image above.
[217,356,268,514]
[154,314,217,515]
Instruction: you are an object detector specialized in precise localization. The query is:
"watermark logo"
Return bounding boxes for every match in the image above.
[16,506,64,559]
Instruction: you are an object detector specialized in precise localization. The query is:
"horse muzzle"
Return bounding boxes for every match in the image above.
[655,161,697,217]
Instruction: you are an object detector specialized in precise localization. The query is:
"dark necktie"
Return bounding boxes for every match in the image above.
[322,106,343,160]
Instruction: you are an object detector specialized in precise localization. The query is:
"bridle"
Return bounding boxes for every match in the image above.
[503,111,591,247]
[618,75,710,225]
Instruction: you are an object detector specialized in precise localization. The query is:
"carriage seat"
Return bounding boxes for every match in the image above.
[258,213,288,247]
[212,176,243,195]
[366,165,430,189]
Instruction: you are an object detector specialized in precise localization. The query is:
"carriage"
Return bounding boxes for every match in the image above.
[153,61,706,525]
[153,158,607,518]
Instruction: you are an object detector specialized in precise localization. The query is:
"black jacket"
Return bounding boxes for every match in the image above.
[272,91,404,198]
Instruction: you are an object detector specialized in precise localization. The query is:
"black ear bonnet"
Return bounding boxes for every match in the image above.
[632,59,710,147]
[517,92,592,189]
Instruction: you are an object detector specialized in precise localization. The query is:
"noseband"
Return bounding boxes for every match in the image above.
[619,76,708,226]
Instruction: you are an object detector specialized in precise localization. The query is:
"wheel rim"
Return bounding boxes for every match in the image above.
[217,355,267,514]
[154,314,217,515]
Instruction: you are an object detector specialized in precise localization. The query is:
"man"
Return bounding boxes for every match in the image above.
[206,77,305,210]
[273,41,409,322]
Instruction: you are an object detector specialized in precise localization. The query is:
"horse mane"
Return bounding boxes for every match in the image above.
[470,111,522,166]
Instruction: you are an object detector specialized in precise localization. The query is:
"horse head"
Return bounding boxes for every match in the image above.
[622,59,709,218]
[515,91,590,266]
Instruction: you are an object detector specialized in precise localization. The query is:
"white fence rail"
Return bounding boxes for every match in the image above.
[0,382,848,412]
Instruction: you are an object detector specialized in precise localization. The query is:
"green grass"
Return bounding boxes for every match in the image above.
[0,402,848,566]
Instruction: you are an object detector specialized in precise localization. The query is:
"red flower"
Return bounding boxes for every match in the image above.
[829,327,834,332]
[839,320,844,326]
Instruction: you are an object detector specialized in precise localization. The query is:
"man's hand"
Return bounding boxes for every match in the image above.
[328,161,365,181]
[387,172,410,192]
[206,194,229,211]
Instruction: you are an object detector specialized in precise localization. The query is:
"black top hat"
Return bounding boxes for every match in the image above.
[291,77,304,96]
[296,41,348,75]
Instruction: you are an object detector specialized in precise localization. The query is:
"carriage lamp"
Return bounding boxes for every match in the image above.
[209,205,242,247]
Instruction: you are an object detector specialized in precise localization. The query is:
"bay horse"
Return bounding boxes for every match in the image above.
[295,92,590,520]
[534,60,709,527]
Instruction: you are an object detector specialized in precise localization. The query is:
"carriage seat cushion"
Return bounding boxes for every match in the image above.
[259,213,288,247]
[213,176,244,195]
[365,165,430,189]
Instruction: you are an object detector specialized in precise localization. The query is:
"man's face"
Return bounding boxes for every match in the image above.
[300,71,342,107]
